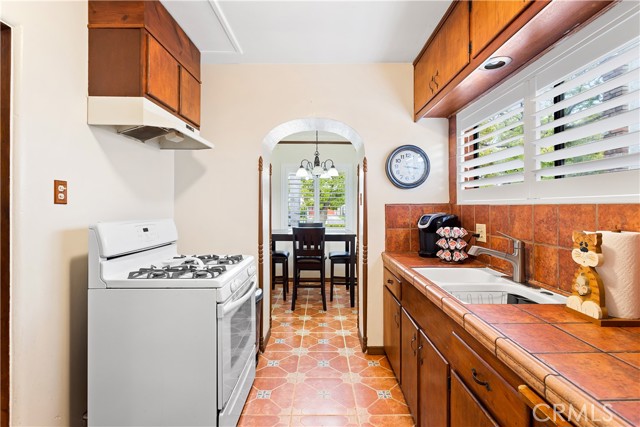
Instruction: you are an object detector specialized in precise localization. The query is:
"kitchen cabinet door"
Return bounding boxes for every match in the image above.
[419,330,449,427]
[146,34,180,112]
[450,371,499,427]
[179,67,201,127]
[470,0,531,58]
[383,286,401,380]
[414,0,470,114]
[432,0,470,96]
[400,309,419,423]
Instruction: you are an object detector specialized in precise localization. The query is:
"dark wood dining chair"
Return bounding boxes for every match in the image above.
[271,249,289,300]
[291,226,326,311]
[329,249,351,301]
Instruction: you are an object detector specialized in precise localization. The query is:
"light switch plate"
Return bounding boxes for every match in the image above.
[476,224,487,243]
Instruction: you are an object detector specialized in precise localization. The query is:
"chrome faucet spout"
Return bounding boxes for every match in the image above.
[468,232,525,283]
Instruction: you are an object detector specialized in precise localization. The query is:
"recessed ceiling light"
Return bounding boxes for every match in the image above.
[480,56,512,70]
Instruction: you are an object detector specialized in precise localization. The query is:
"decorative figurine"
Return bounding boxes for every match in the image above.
[566,231,608,320]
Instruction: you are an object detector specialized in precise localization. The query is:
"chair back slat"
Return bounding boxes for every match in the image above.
[292,227,325,258]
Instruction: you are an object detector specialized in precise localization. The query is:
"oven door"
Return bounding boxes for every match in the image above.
[217,274,256,409]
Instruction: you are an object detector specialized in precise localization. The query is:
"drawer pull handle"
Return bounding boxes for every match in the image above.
[387,279,393,284]
[393,312,400,327]
[471,368,491,391]
[410,334,417,355]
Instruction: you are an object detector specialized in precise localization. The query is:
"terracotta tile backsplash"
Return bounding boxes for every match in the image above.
[385,202,640,294]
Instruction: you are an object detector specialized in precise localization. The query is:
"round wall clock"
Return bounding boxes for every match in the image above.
[385,145,430,189]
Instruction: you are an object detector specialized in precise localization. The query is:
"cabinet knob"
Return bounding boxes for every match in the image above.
[387,279,393,284]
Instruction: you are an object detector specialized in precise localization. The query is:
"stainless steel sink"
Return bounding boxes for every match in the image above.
[412,267,566,305]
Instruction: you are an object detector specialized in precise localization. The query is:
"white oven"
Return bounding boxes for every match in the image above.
[88,219,256,427]
[217,273,256,425]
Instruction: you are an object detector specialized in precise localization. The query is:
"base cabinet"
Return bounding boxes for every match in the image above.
[382,263,540,427]
[400,309,420,422]
[419,330,449,427]
[383,285,401,379]
[451,371,499,427]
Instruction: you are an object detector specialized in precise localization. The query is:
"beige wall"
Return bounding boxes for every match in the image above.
[175,64,449,348]
[2,2,175,425]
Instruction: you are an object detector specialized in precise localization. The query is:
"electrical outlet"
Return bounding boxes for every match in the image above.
[54,180,67,205]
[476,223,487,243]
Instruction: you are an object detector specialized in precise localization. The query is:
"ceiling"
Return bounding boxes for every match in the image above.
[160,0,453,64]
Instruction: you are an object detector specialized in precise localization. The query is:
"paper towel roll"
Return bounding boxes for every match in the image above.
[595,231,640,319]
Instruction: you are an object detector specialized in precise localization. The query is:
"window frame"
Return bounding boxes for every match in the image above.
[456,2,640,205]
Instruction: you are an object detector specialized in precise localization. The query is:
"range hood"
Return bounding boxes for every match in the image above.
[87,97,214,150]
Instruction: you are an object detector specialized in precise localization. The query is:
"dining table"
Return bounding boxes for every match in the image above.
[271,228,356,307]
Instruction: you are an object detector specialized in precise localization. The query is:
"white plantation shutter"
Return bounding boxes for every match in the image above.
[533,39,640,180]
[286,173,309,227]
[459,100,525,189]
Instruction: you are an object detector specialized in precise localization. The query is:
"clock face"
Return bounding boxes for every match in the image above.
[385,145,430,189]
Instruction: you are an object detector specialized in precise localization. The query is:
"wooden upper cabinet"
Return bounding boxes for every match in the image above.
[180,68,201,127]
[146,35,180,112]
[470,0,531,58]
[414,0,470,114]
[88,0,202,128]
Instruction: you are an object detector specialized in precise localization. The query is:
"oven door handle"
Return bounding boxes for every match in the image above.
[218,279,256,318]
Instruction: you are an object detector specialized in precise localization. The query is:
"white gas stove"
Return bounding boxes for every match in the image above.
[88,219,256,427]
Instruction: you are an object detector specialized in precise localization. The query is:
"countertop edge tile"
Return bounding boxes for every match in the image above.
[545,375,632,427]
[463,313,504,356]
[495,338,557,396]
[442,297,469,327]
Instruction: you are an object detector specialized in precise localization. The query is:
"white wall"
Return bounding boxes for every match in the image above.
[1,2,175,425]
[175,64,449,348]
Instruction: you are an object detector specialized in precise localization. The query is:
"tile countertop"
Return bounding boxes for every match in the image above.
[382,252,640,427]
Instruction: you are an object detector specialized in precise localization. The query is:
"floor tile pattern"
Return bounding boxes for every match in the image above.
[240,287,413,426]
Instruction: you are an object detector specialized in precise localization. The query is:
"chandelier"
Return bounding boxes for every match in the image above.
[295,131,339,179]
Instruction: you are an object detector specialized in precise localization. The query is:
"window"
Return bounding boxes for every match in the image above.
[285,169,349,228]
[457,3,640,204]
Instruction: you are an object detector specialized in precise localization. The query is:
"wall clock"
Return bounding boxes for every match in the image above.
[385,145,430,189]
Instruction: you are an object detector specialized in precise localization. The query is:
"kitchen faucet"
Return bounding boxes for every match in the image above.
[468,231,526,283]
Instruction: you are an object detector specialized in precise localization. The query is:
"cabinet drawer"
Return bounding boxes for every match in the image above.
[383,268,401,300]
[451,332,529,427]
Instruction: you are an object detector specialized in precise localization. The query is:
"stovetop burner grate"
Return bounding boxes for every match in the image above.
[128,255,235,279]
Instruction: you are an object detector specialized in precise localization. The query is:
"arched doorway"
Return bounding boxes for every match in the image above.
[257,118,369,353]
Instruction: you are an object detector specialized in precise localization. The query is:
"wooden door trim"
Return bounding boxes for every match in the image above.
[359,157,368,352]
[1,22,11,427]
[257,157,264,353]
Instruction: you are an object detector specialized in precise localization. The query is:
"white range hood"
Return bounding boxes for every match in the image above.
[87,97,214,150]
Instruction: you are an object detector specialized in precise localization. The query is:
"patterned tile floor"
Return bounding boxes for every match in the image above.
[239,286,414,427]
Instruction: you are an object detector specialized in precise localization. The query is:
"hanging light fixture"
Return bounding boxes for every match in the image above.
[295,131,339,179]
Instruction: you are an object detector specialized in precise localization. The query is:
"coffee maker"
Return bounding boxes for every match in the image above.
[418,213,460,257]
